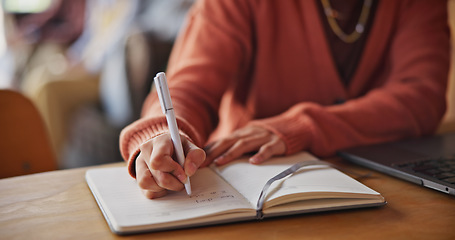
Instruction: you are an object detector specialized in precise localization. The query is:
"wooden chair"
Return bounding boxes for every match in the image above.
[0,89,57,178]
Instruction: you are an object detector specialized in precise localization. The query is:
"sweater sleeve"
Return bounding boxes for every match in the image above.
[119,0,254,175]
[249,0,450,157]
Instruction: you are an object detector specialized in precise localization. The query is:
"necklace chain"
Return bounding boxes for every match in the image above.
[321,0,373,43]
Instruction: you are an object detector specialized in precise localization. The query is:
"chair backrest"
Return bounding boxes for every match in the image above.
[0,89,57,178]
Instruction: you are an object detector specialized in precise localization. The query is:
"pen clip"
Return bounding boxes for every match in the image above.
[154,72,173,114]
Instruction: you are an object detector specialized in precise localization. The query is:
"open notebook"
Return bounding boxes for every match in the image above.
[86,152,385,235]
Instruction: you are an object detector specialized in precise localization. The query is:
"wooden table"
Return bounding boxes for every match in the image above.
[1,159,455,240]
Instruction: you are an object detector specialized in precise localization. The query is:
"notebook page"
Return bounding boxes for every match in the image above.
[86,167,253,229]
[213,152,380,208]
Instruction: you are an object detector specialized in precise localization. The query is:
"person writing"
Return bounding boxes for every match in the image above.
[120,0,450,199]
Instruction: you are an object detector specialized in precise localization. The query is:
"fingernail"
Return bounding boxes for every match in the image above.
[188,162,198,176]
[178,173,187,183]
[249,156,262,164]
[214,156,224,165]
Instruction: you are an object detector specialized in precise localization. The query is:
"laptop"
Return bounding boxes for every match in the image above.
[338,133,455,196]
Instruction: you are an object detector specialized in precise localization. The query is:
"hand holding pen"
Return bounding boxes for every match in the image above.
[134,72,206,199]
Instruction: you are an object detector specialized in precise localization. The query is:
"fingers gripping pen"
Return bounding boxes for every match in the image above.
[154,72,192,196]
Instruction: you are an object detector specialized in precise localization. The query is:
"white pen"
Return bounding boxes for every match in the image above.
[154,72,192,196]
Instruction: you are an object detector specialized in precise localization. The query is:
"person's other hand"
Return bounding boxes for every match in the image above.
[135,133,206,199]
[203,125,286,167]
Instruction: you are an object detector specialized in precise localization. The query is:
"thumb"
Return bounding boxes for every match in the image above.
[182,138,206,176]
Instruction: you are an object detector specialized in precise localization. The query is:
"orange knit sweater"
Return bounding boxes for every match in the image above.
[120,0,450,176]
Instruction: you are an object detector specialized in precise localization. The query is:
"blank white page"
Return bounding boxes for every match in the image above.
[213,152,381,208]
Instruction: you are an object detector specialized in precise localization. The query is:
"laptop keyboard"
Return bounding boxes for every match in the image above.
[397,156,455,185]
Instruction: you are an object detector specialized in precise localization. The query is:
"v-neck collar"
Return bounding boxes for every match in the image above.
[347,0,395,97]
[304,0,395,99]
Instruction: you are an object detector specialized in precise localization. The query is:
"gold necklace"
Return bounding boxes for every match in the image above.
[321,0,373,43]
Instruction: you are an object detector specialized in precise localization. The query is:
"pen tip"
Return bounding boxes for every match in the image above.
[185,184,192,196]
[185,178,192,196]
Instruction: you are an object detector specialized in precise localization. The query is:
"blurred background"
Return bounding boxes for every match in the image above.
[0,0,195,174]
